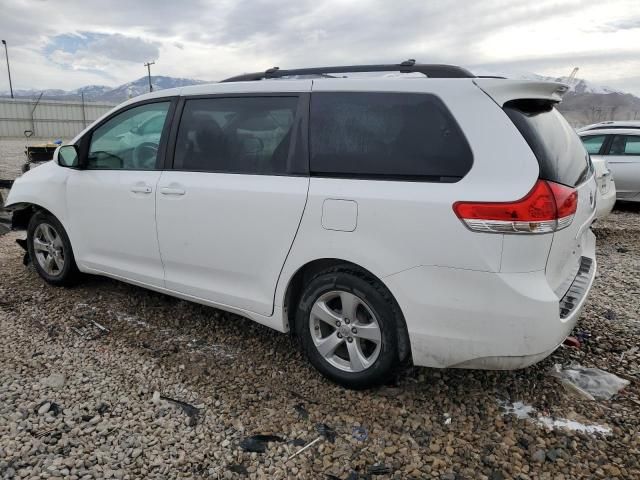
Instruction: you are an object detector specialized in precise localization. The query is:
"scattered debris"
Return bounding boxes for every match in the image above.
[96,402,110,415]
[294,403,309,420]
[239,434,285,453]
[159,395,201,426]
[501,400,611,435]
[620,346,639,363]
[549,364,630,400]
[229,464,248,475]
[574,330,591,344]
[35,401,61,416]
[90,319,110,333]
[367,464,392,476]
[563,336,581,348]
[351,426,368,441]
[316,423,336,443]
[287,423,338,461]
[71,327,85,337]
[286,436,323,461]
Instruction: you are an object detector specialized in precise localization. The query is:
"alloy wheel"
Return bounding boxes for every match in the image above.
[309,290,382,373]
[33,223,65,276]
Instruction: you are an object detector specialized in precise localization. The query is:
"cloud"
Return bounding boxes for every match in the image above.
[0,0,637,95]
[44,32,159,72]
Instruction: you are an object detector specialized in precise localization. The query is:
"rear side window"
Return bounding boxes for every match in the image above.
[580,135,606,155]
[504,100,591,187]
[173,96,298,174]
[310,92,473,181]
[609,135,640,155]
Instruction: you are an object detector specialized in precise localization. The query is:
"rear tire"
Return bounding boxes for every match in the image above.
[295,266,403,389]
[27,211,80,286]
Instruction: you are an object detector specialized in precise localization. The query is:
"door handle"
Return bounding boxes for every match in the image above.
[160,186,186,196]
[130,185,152,194]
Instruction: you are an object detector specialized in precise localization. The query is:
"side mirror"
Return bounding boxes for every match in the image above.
[57,145,79,168]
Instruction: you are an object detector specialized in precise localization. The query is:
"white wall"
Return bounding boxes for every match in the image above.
[0,98,116,138]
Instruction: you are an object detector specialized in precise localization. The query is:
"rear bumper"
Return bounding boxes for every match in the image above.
[384,231,597,370]
[596,187,616,219]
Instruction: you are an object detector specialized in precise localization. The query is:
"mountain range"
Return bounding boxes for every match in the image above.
[0,76,207,103]
[1,74,638,127]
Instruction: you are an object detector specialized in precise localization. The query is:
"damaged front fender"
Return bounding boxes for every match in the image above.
[9,204,33,231]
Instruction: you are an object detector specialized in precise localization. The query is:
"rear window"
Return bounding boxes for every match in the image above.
[310,92,473,182]
[504,100,591,187]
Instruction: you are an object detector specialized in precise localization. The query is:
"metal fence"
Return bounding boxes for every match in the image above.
[0,97,117,138]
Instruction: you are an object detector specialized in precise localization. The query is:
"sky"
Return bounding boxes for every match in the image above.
[0,0,639,95]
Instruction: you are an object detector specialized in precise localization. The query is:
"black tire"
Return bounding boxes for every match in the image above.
[27,211,80,286]
[295,265,405,389]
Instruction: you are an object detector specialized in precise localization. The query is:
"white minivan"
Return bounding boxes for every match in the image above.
[4,62,598,388]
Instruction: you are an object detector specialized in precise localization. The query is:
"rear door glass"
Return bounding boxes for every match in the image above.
[609,135,640,155]
[504,101,592,187]
[310,92,473,182]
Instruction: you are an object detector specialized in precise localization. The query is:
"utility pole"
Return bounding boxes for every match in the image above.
[1,40,14,99]
[144,61,155,92]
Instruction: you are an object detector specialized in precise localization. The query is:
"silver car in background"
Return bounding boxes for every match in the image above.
[579,121,640,210]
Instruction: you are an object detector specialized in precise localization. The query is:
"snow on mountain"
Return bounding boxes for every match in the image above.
[0,76,208,103]
[516,73,621,95]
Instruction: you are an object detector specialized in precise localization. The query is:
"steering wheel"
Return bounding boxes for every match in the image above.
[132,142,159,169]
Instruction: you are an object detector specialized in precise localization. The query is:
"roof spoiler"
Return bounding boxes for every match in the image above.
[473,78,569,106]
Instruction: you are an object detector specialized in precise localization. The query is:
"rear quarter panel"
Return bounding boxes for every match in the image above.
[275,79,541,316]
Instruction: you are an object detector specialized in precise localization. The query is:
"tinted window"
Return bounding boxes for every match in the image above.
[504,100,591,187]
[310,92,472,181]
[580,135,606,155]
[88,102,170,170]
[174,97,298,174]
[609,135,640,155]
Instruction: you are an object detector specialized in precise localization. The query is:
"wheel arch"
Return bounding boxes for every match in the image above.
[7,202,55,231]
[281,257,412,363]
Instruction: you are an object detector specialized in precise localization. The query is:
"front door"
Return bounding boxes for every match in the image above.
[66,100,174,287]
[156,93,310,315]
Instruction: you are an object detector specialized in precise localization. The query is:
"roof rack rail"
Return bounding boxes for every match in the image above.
[221,60,475,82]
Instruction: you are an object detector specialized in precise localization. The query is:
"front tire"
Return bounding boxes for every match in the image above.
[27,211,80,286]
[295,266,404,389]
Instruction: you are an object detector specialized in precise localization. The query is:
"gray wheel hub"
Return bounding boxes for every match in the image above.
[309,290,382,373]
[33,223,65,276]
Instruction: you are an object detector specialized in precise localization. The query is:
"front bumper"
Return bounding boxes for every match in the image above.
[384,234,597,370]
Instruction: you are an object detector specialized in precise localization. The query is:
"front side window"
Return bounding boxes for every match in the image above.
[310,92,473,181]
[173,96,299,174]
[609,135,640,155]
[580,135,606,155]
[87,102,170,170]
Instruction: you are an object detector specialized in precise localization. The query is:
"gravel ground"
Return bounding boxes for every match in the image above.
[0,203,639,479]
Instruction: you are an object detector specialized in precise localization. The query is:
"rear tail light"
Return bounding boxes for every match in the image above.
[453,180,577,234]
